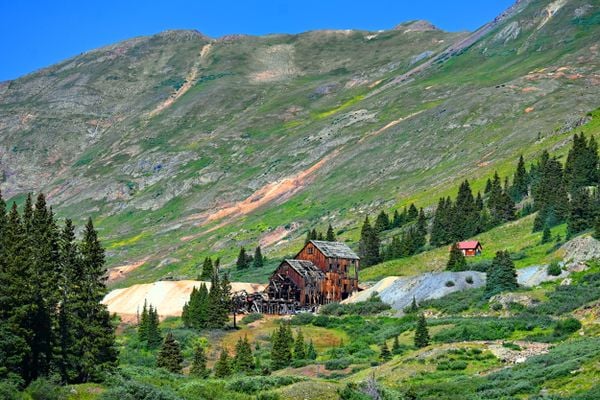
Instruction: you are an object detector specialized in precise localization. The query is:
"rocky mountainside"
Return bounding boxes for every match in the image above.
[1,0,598,286]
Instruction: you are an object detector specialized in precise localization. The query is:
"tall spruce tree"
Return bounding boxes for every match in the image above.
[511,155,529,201]
[374,211,390,233]
[156,332,183,373]
[453,180,478,240]
[414,314,430,348]
[306,340,317,360]
[293,329,306,360]
[190,345,209,378]
[447,243,467,271]
[138,300,149,342]
[430,197,452,247]
[236,247,249,270]
[532,153,569,231]
[199,257,214,280]
[326,224,336,241]
[252,246,264,268]
[567,187,594,238]
[359,216,381,267]
[484,251,519,298]
[233,336,254,373]
[407,203,419,220]
[147,305,162,348]
[270,324,292,369]
[214,348,232,378]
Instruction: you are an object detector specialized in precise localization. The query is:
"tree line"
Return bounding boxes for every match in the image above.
[145,322,317,377]
[0,192,117,387]
[358,133,600,268]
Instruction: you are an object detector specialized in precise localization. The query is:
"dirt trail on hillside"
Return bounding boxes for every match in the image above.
[107,257,150,283]
[103,280,266,323]
[186,150,339,226]
[147,43,212,118]
[358,110,424,143]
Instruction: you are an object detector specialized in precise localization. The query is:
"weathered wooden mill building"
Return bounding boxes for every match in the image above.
[265,240,360,312]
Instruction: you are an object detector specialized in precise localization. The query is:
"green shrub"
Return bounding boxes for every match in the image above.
[257,393,281,400]
[26,378,67,400]
[240,313,264,324]
[554,318,582,336]
[436,360,468,371]
[0,382,21,400]
[225,376,303,394]
[320,296,391,316]
[100,380,182,400]
[421,288,486,314]
[290,312,314,325]
[502,342,522,351]
[547,262,562,276]
[325,358,351,370]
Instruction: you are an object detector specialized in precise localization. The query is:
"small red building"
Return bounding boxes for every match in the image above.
[456,241,483,257]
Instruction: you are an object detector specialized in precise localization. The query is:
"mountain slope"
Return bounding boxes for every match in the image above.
[0,0,598,286]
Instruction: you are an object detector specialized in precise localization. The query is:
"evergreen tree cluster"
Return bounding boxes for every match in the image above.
[382,209,427,261]
[430,177,515,247]
[235,245,266,270]
[182,273,232,330]
[270,324,316,370]
[305,224,337,243]
[199,256,219,280]
[0,192,117,386]
[138,300,162,348]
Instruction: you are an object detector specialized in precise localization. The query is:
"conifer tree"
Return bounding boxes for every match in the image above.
[532,153,569,231]
[326,224,336,241]
[138,300,149,342]
[430,197,452,247]
[475,191,484,211]
[270,324,292,369]
[306,340,317,360]
[414,314,430,348]
[359,216,381,267]
[311,229,318,241]
[415,208,427,248]
[484,251,519,298]
[190,345,209,378]
[408,203,419,220]
[200,257,214,280]
[567,187,594,238]
[147,305,163,348]
[236,247,249,270]
[78,217,118,380]
[380,342,391,361]
[484,178,492,194]
[454,180,478,240]
[156,332,183,373]
[511,155,529,201]
[219,273,232,326]
[408,296,418,313]
[392,336,401,354]
[214,348,232,378]
[392,209,403,228]
[233,336,254,373]
[374,211,390,233]
[541,226,552,244]
[446,243,467,271]
[253,246,264,268]
[293,329,306,360]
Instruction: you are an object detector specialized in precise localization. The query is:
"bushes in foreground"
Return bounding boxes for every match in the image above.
[320,295,391,316]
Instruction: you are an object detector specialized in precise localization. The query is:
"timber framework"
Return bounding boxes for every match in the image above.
[233,240,360,314]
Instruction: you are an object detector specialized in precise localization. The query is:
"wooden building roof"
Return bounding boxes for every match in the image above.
[308,240,360,260]
[283,259,326,280]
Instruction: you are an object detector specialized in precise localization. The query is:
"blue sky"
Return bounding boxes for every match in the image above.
[0,1,514,81]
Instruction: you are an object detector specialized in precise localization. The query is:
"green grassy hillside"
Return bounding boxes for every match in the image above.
[1,0,599,286]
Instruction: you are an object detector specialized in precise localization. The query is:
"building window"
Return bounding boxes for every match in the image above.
[307,247,313,255]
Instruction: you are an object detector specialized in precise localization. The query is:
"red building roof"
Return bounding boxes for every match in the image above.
[457,241,482,250]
